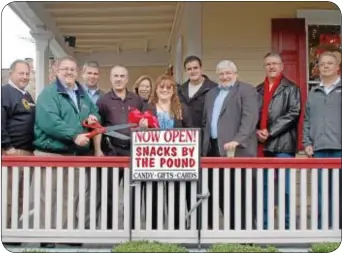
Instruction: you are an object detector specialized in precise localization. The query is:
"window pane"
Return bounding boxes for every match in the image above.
[308,24,341,84]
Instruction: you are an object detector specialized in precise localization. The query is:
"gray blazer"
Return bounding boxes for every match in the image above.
[202,80,259,157]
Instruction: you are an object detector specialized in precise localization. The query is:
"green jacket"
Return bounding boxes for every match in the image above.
[33,78,100,155]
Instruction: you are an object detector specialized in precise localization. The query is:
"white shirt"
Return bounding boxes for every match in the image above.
[188,82,203,98]
[320,77,341,94]
[8,80,27,95]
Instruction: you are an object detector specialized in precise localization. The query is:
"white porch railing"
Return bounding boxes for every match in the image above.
[1,156,341,245]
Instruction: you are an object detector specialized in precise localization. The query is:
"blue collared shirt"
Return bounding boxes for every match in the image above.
[210,85,232,138]
[62,83,79,111]
[83,84,101,104]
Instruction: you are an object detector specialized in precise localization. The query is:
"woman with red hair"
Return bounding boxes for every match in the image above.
[141,74,192,129]
[139,74,193,230]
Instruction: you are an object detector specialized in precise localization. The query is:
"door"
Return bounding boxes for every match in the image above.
[271,18,306,151]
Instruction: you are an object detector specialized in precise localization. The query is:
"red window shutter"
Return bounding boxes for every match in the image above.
[271,18,307,151]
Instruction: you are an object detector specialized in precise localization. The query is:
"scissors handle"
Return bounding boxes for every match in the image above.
[85,128,105,138]
[82,120,105,138]
[82,120,102,129]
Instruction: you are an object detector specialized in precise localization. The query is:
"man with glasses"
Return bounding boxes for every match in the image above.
[303,51,341,229]
[202,60,259,229]
[256,52,301,230]
[33,56,102,248]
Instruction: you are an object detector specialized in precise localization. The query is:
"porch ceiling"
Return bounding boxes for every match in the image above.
[43,1,178,54]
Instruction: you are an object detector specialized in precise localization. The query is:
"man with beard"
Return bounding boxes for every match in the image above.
[202,60,259,229]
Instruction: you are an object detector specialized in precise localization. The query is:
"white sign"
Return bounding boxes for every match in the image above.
[131,128,200,181]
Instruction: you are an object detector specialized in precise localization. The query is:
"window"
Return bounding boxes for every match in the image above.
[308,24,341,90]
[297,10,341,91]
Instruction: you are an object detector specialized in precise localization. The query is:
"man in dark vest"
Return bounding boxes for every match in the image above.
[2,59,35,247]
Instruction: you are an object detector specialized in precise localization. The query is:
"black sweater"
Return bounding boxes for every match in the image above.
[1,84,35,151]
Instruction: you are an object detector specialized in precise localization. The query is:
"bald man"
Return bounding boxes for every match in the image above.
[96,65,143,230]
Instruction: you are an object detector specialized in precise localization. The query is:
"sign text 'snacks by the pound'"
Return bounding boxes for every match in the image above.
[131,129,201,181]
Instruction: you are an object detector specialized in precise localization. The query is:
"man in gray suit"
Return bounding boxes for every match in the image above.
[202,60,259,229]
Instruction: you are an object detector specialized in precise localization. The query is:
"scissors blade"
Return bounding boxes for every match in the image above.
[105,123,137,132]
[104,131,131,140]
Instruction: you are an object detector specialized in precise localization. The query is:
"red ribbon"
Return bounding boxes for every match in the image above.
[128,108,160,128]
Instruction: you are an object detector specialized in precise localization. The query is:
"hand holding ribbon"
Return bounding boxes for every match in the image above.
[128,108,159,128]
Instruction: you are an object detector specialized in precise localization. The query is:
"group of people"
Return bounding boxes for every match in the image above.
[2,51,341,248]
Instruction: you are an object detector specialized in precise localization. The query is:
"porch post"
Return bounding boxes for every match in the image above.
[174,2,202,83]
[184,2,202,58]
[30,29,53,100]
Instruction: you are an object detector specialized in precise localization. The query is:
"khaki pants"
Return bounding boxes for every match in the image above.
[34,150,80,229]
[3,149,33,228]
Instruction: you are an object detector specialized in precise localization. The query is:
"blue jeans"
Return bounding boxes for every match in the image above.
[263,152,295,229]
[313,150,342,229]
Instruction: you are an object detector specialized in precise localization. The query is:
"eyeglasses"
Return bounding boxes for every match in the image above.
[158,85,172,90]
[264,62,282,67]
[218,71,235,76]
[318,62,335,67]
[59,68,77,73]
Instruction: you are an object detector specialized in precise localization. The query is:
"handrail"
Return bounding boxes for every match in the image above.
[2,156,341,168]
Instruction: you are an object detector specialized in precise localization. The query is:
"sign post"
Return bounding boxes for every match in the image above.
[131,128,201,181]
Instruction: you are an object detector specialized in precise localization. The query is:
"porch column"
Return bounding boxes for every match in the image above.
[184,2,202,58]
[30,29,53,100]
[173,2,202,83]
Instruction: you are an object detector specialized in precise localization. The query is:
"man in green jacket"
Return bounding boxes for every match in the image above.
[33,55,102,248]
[34,60,101,155]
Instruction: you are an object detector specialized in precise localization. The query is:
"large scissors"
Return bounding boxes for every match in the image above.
[82,120,137,140]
